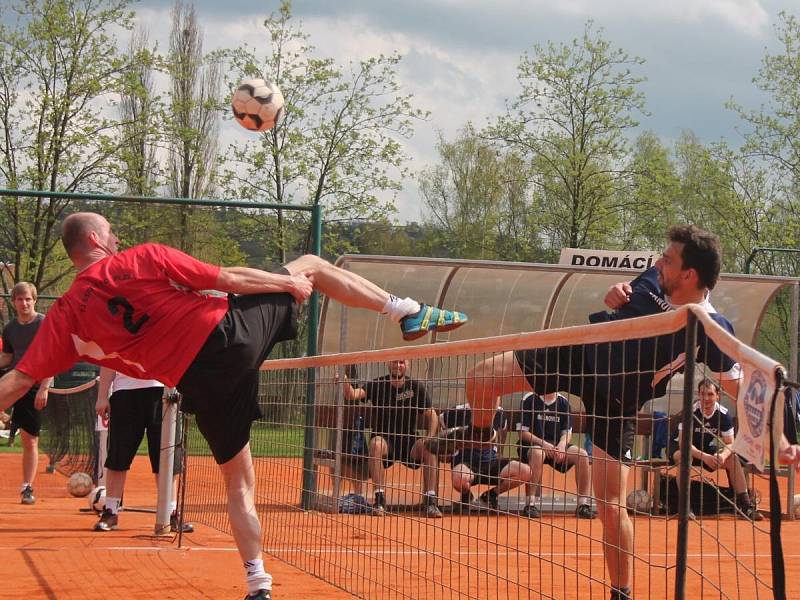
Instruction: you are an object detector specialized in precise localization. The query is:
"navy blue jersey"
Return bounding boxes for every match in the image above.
[588,267,739,403]
[362,376,432,437]
[442,404,506,463]
[674,402,734,454]
[517,393,572,446]
[785,388,799,445]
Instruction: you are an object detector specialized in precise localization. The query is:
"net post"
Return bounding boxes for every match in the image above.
[674,309,697,600]
[155,389,178,535]
[300,204,323,510]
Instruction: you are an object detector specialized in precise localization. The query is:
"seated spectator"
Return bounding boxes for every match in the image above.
[342,359,442,518]
[669,378,762,521]
[441,402,530,513]
[517,391,596,519]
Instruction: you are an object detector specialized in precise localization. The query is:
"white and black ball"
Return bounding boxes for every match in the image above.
[231,78,285,132]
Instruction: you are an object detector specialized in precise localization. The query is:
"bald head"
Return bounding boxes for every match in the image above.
[61,212,108,260]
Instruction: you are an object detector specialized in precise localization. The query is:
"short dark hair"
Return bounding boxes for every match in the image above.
[61,212,100,258]
[697,378,720,393]
[667,224,722,290]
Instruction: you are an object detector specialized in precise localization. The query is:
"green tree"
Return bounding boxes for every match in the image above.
[490,21,647,250]
[0,0,135,295]
[162,1,223,257]
[220,1,427,264]
[418,124,543,261]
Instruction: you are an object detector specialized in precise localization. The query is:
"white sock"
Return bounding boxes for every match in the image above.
[244,559,272,594]
[578,496,591,506]
[527,495,539,507]
[169,500,177,513]
[382,295,421,323]
[20,482,31,492]
[105,496,121,515]
[425,490,436,497]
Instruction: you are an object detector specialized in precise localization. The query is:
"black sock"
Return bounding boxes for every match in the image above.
[611,586,632,599]
[736,492,751,508]
[375,491,386,506]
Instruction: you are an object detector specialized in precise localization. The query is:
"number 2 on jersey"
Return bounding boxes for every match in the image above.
[107,296,150,334]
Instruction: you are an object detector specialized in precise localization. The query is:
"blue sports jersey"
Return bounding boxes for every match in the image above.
[674,401,734,454]
[517,392,572,446]
[442,404,506,463]
[587,267,739,404]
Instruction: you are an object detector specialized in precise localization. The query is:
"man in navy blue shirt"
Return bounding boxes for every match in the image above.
[440,404,529,512]
[517,392,595,519]
[669,378,761,520]
[430,225,740,600]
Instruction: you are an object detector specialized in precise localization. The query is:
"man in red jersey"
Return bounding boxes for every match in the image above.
[0,212,468,600]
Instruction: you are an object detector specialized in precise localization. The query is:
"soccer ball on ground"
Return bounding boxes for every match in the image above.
[626,489,652,514]
[68,472,93,497]
[88,486,106,512]
[231,78,285,132]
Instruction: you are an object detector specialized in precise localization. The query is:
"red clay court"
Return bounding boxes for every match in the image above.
[4,450,800,599]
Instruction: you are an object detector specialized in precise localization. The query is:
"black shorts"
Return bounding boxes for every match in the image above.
[377,433,421,469]
[518,443,576,473]
[453,451,511,486]
[178,291,298,464]
[513,347,635,463]
[105,386,182,474]
[10,388,41,436]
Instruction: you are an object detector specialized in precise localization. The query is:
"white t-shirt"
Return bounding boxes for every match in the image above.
[111,372,164,394]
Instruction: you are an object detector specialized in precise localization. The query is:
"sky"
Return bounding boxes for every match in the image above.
[131,0,799,221]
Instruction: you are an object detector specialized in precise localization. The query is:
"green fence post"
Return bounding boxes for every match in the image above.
[301,205,323,509]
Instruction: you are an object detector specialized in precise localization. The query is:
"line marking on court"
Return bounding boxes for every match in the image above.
[2,545,797,561]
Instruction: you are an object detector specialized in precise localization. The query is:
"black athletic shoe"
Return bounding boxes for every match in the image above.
[20,485,35,505]
[170,512,195,533]
[425,425,497,456]
[736,504,764,522]
[452,491,474,514]
[423,495,443,518]
[244,590,271,600]
[522,504,541,519]
[478,490,498,511]
[93,508,118,532]
[576,504,597,519]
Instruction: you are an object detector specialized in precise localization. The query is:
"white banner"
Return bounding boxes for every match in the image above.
[559,248,659,270]
[732,362,782,471]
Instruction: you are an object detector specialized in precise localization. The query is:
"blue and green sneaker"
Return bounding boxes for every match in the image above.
[400,304,468,341]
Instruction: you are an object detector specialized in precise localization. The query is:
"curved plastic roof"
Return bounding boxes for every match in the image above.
[322,255,792,353]
[318,255,798,412]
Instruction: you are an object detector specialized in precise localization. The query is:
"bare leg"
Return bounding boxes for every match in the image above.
[592,447,633,591]
[283,255,391,313]
[368,436,389,492]
[724,454,748,494]
[450,464,475,494]
[525,447,545,498]
[410,439,438,495]
[20,431,38,486]
[465,351,532,428]
[568,446,592,497]
[106,468,127,499]
[495,461,530,495]
[219,444,262,562]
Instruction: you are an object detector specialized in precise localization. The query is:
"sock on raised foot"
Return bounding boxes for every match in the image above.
[382,295,421,323]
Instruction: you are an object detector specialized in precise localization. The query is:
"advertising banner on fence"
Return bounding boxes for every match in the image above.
[559,248,659,270]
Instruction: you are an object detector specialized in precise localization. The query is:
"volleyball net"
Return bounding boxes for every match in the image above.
[181,305,792,599]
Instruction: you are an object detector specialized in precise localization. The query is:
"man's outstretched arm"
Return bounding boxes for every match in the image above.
[0,369,35,412]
